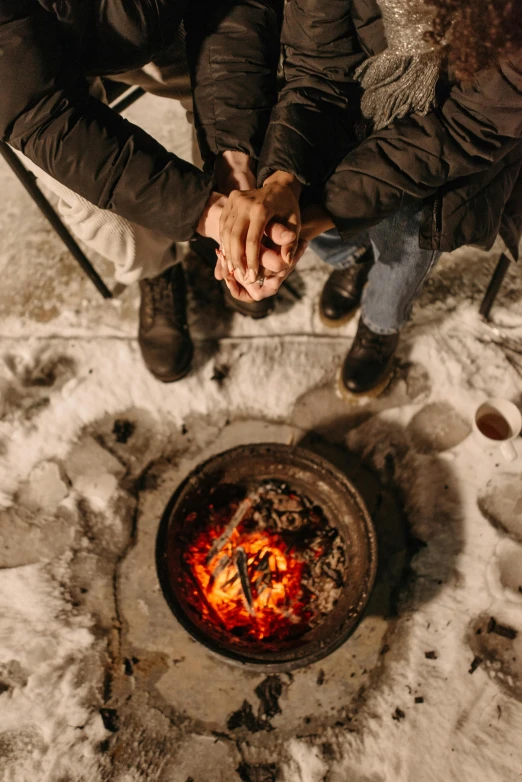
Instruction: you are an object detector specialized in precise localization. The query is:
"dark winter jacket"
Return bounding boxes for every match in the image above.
[258,0,522,259]
[0,0,282,241]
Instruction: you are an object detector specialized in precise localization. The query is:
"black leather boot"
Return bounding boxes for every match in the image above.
[340,318,399,397]
[138,265,193,382]
[320,247,373,327]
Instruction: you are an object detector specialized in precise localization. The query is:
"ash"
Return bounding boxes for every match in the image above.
[247,480,346,617]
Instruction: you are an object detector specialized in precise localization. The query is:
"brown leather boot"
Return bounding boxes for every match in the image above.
[221,282,275,319]
[339,319,399,398]
[138,265,193,382]
[320,248,373,327]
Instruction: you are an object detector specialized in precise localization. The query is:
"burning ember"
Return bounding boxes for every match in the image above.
[180,481,346,645]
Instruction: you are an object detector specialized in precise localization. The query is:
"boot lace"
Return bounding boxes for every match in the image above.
[354,325,395,360]
[141,271,185,328]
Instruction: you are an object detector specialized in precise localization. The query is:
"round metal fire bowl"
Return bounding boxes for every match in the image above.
[156,443,377,672]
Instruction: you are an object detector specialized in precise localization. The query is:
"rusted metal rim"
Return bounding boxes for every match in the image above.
[156,443,377,673]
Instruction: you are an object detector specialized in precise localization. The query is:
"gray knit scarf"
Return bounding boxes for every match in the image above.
[356,0,443,130]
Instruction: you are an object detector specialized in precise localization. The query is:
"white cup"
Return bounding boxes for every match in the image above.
[472,398,522,462]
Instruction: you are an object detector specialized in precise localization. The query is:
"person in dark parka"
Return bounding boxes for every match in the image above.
[217,0,522,396]
[0,0,286,381]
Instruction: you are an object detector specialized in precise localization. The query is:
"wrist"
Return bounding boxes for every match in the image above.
[263,170,302,200]
[197,192,226,243]
[300,204,335,241]
[219,150,255,175]
[215,151,256,194]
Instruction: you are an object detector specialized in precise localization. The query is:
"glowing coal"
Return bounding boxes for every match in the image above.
[182,481,346,644]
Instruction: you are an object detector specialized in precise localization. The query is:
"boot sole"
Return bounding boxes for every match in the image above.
[154,360,193,384]
[222,288,274,320]
[226,306,273,320]
[319,307,358,329]
[336,364,394,401]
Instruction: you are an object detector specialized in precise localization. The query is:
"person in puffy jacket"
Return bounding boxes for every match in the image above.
[217,0,522,397]
[0,0,289,381]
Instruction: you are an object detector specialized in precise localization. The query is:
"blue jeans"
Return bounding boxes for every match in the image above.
[310,198,440,334]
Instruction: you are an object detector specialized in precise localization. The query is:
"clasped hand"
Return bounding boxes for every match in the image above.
[198,157,307,304]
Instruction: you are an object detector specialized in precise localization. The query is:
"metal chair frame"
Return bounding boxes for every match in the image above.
[0,84,145,300]
[478,253,512,321]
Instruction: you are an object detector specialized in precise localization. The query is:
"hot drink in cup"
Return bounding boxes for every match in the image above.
[476,410,513,441]
[473,399,521,462]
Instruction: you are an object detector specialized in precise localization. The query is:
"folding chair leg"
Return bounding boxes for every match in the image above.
[479,253,511,321]
[0,142,113,299]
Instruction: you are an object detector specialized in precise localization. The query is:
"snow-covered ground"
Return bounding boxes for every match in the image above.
[0,94,521,782]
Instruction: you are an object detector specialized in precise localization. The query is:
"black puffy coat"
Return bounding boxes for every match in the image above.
[0,0,282,240]
[258,0,522,259]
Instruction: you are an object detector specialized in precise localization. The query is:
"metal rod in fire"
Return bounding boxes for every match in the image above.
[234,546,256,616]
[205,495,255,564]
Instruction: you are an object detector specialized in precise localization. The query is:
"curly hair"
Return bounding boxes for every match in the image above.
[425,0,522,80]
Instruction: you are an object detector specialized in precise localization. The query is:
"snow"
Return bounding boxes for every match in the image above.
[0,564,105,782]
[0,92,521,781]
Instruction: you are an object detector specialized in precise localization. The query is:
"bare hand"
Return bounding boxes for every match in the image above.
[196,152,257,244]
[215,238,308,303]
[214,220,296,285]
[219,172,302,285]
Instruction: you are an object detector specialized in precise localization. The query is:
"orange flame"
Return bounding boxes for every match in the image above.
[185,519,314,642]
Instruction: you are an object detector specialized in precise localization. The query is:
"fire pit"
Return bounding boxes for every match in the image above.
[156,444,377,671]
